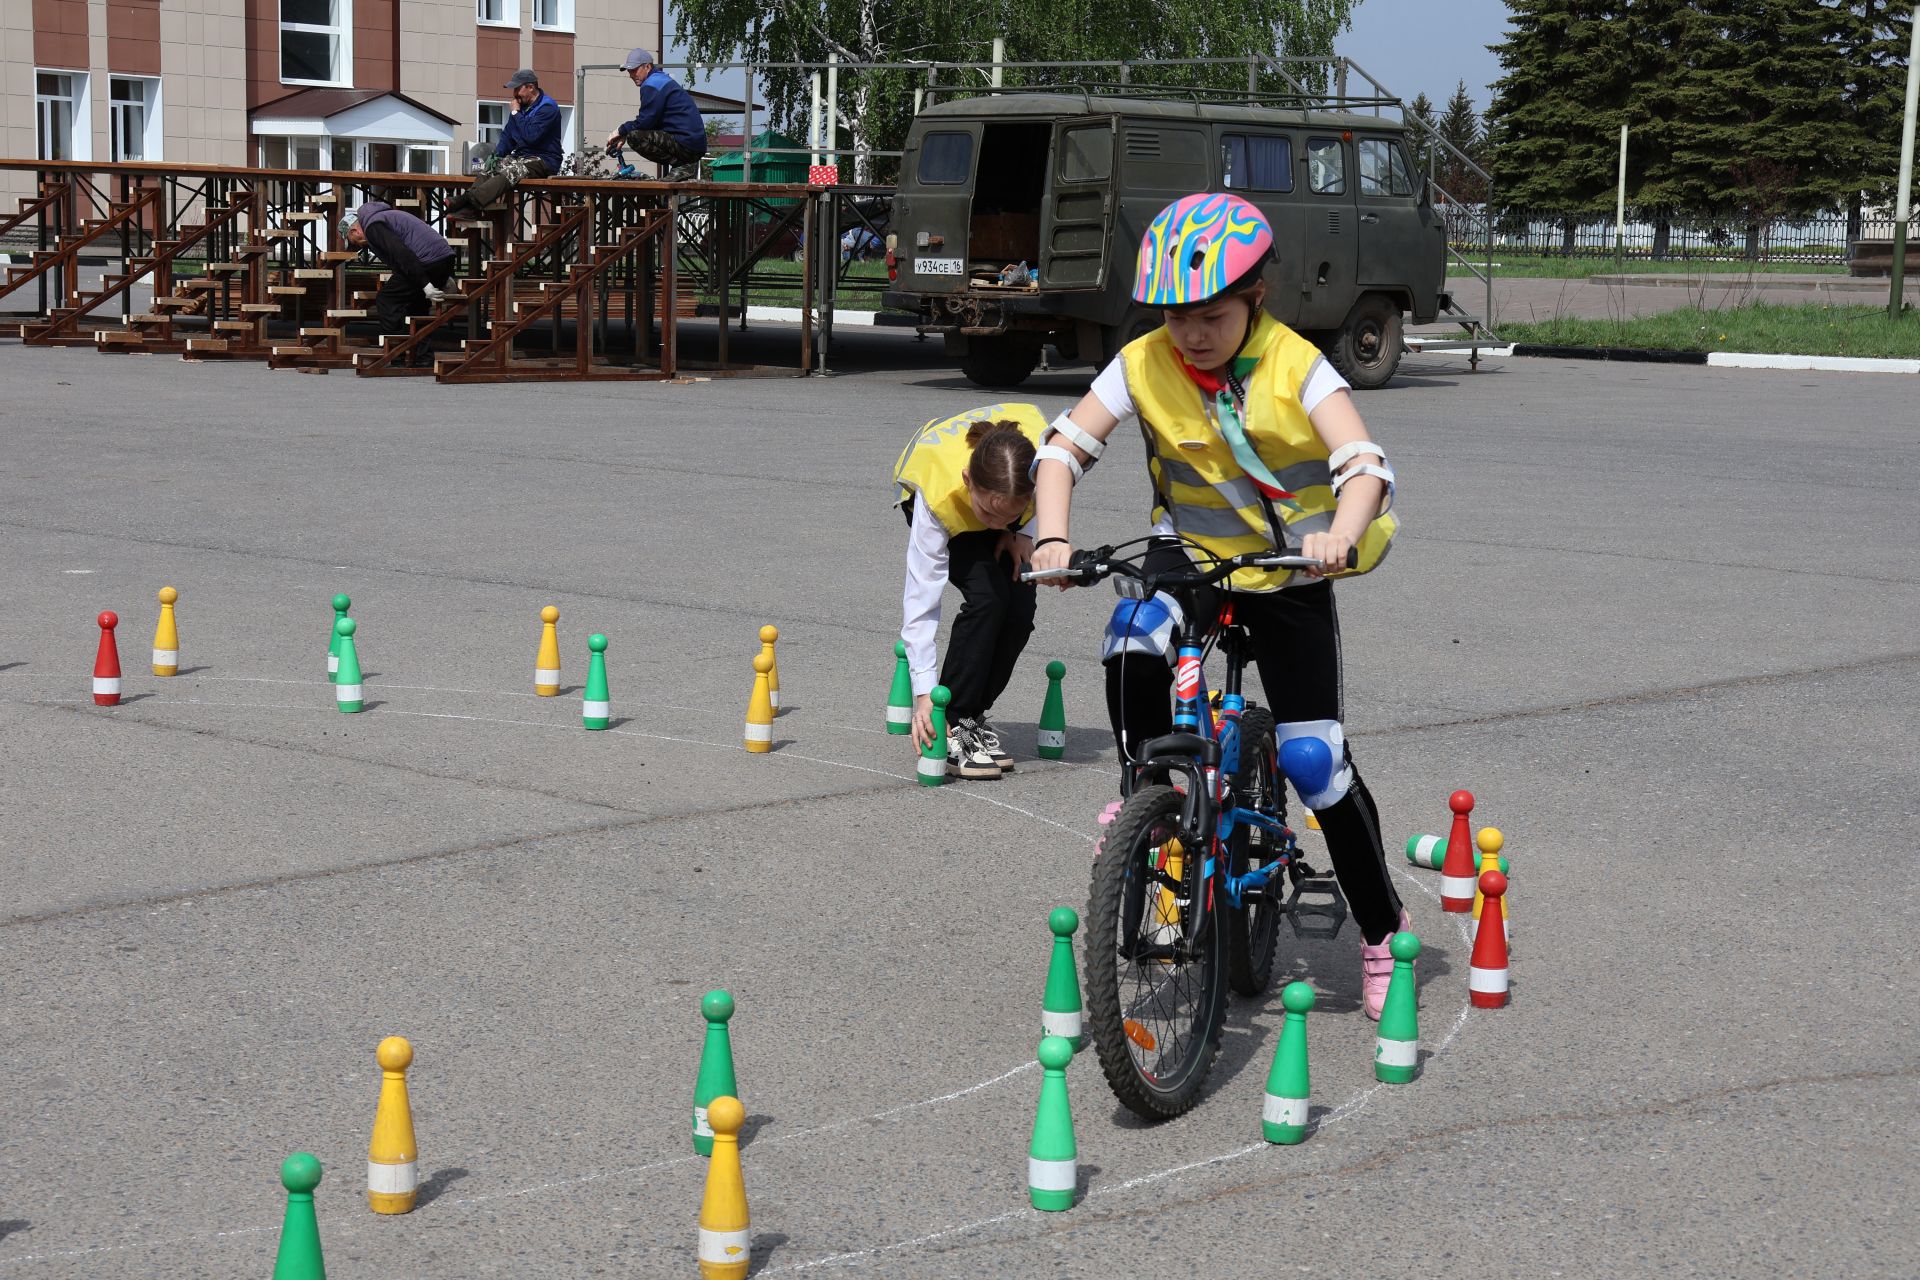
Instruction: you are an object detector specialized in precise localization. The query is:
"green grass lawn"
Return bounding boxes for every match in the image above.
[1448,254,1848,280]
[700,258,891,311]
[1491,302,1920,358]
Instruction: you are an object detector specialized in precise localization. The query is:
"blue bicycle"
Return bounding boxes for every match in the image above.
[1026,542,1352,1119]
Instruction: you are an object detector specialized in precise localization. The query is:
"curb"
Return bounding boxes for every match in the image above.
[1508,343,1919,373]
[692,304,917,328]
[1510,343,1706,364]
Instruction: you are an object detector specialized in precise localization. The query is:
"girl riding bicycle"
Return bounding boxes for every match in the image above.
[1028,193,1407,1018]
[894,404,1047,779]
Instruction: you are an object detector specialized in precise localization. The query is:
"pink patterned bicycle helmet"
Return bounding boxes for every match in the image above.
[1131,193,1274,307]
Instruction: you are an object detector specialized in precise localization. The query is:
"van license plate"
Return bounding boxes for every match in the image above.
[915,256,964,275]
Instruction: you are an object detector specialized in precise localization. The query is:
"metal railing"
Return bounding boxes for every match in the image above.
[1446,208,1911,266]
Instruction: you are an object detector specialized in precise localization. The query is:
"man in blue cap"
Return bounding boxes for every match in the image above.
[449,68,563,219]
[603,48,706,181]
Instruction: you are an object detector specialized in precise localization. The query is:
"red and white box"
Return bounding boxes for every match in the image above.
[808,164,840,187]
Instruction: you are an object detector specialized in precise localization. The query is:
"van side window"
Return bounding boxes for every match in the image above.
[918,132,974,185]
[1306,138,1345,195]
[1221,133,1293,192]
[1057,125,1112,183]
[1359,138,1415,197]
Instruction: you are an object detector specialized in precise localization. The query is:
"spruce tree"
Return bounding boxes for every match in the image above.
[1487,0,1637,250]
[1833,0,1918,235]
[1437,80,1487,203]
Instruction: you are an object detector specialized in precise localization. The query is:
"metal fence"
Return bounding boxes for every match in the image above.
[1438,204,1912,265]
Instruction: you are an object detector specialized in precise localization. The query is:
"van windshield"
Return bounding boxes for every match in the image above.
[918,132,974,185]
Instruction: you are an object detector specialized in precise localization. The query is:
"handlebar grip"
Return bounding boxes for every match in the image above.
[1344,546,1359,570]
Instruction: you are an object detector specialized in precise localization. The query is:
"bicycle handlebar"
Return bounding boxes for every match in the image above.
[1021,545,1358,587]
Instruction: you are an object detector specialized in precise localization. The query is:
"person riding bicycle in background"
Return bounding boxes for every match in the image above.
[1028,193,1407,1018]
[894,404,1048,780]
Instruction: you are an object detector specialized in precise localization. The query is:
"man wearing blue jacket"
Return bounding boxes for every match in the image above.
[603,48,706,181]
[448,69,563,219]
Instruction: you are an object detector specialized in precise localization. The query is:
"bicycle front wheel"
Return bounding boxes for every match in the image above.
[1084,784,1226,1121]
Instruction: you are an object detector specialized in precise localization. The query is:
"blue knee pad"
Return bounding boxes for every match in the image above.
[1101,591,1183,663]
[1276,719,1354,811]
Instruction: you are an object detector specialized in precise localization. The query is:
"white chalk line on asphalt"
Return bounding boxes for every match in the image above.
[1,689,1472,1272]
[763,871,1477,1273]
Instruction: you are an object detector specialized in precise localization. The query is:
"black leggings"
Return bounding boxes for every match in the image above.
[939,529,1037,723]
[1104,540,1402,943]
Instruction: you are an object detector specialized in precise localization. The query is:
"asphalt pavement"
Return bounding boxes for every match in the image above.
[0,333,1914,1278]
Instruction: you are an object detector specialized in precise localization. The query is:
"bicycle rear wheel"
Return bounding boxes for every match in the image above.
[1227,707,1285,996]
[1084,784,1226,1121]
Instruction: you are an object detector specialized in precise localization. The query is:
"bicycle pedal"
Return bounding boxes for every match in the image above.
[1284,869,1348,939]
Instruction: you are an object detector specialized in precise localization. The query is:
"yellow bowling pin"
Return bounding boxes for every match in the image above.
[1472,827,1510,943]
[757,625,780,713]
[697,1096,750,1279]
[744,653,774,753]
[151,586,180,676]
[535,605,561,696]
[367,1036,418,1213]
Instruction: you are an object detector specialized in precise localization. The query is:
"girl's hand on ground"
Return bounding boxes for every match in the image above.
[1298,530,1354,577]
[997,531,1033,573]
[911,694,935,749]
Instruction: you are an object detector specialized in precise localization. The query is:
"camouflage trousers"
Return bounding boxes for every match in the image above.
[621,129,702,172]
[462,155,551,210]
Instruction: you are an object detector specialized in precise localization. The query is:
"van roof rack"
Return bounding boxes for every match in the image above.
[922,82,1405,118]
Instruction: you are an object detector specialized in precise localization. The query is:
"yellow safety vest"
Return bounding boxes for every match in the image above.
[1120,313,1398,593]
[892,402,1048,536]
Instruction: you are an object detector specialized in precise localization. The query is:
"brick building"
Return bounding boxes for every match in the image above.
[3,0,661,200]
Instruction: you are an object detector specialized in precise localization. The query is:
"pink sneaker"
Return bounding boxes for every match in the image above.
[1360,910,1414,1021]
[1091,799,1124,856]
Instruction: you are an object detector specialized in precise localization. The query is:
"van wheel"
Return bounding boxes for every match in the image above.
[1328,295,1405,390]
[960,337,1041,388]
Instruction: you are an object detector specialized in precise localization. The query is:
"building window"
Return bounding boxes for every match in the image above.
[260,135,326,170]
[281,0,352,86]
[110,77,162,162]
[35,71,89,162]
[476,101,509,151]
[532,0,572,30]
[404,145,448,174]
[477,0,519,26]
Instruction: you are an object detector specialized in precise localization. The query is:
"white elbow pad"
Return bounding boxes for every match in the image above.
[1032,443,1085,484]
[1043,412,1106,462]
[1328,441,1394,513]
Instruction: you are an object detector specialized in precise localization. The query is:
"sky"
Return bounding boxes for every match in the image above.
[1335,0,1510,117]
[662,0,1516,128]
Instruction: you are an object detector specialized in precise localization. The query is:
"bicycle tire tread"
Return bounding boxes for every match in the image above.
[1084,785,1226,1121]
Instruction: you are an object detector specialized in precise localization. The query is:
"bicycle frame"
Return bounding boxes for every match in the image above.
[1125,601,1300,961]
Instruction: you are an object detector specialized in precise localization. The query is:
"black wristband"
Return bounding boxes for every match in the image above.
[1033,536,1069,549]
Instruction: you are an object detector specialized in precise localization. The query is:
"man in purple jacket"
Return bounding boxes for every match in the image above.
[342,202,457,364]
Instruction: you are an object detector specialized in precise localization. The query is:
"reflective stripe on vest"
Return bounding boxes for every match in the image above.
[1121,314,1397,593]
[892,402,1048,537]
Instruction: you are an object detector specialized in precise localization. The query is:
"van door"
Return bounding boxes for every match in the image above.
[1219,127,1305,326]
[895,121,982,295]
[1356,133,1441,315]
[1039,116,1118,289]
[1296,134,1358,329]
